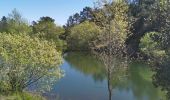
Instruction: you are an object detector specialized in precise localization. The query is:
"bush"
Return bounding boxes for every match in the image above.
[0,33,63,92]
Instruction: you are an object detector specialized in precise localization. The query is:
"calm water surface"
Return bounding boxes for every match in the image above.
[43,52,166,100]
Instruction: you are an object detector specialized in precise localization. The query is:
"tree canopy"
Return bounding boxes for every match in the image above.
[67,21,101,50]
[0,9,32,34]
[31,16,65,47]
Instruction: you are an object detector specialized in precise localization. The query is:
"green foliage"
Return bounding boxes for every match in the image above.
[0,9,32,34]
[67,21,101,50]
[0,16,8,32]
[109,1,130,44]
[138,1,169,58]
[0,92,45,100]
[140,32,165,58]
[0,33,63,92]
[0,1,169,99]
[159,4,170,50]
[66,7,93,27]
[91,0,130,57]
[126,0,169,56]
[138,2,170,98]
[32,17,65,47]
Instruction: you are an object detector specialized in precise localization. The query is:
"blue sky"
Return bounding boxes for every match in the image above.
[0,0,94,25]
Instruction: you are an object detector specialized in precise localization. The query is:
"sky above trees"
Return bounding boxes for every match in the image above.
[0,0,94,25]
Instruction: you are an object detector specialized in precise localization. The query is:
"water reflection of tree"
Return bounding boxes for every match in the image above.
[64,52,106,82]
[127,62,165,100]
[153,58,170,99]
[104,59,165,100]
[96,53,128,100]
[65,52,128,100]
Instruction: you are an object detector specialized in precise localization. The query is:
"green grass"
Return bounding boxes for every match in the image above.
[0,92,45,100]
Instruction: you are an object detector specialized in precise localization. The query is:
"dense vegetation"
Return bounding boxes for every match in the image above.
[0,9,64,100]
[0,0,169,99]
[31,16,66,47]
[0,33,63,91]
[67,21,100,50]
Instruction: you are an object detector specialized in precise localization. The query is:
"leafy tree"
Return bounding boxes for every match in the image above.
[91,0,130,57]
[90,1,130,100]
[0,33,63,92]
[32,16,65,47]
[126,0,168,56]
[0,16,8,32]
[67,21,101,50]
[80,7,93,22]
[139,1,170,59]
[6,9,32,34]
[63,6,101,42]
[66,7,93,27]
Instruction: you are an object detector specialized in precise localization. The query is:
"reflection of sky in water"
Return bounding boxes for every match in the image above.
[34,52,165,100]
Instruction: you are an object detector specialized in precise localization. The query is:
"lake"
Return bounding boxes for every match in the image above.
[42,52,166,100]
